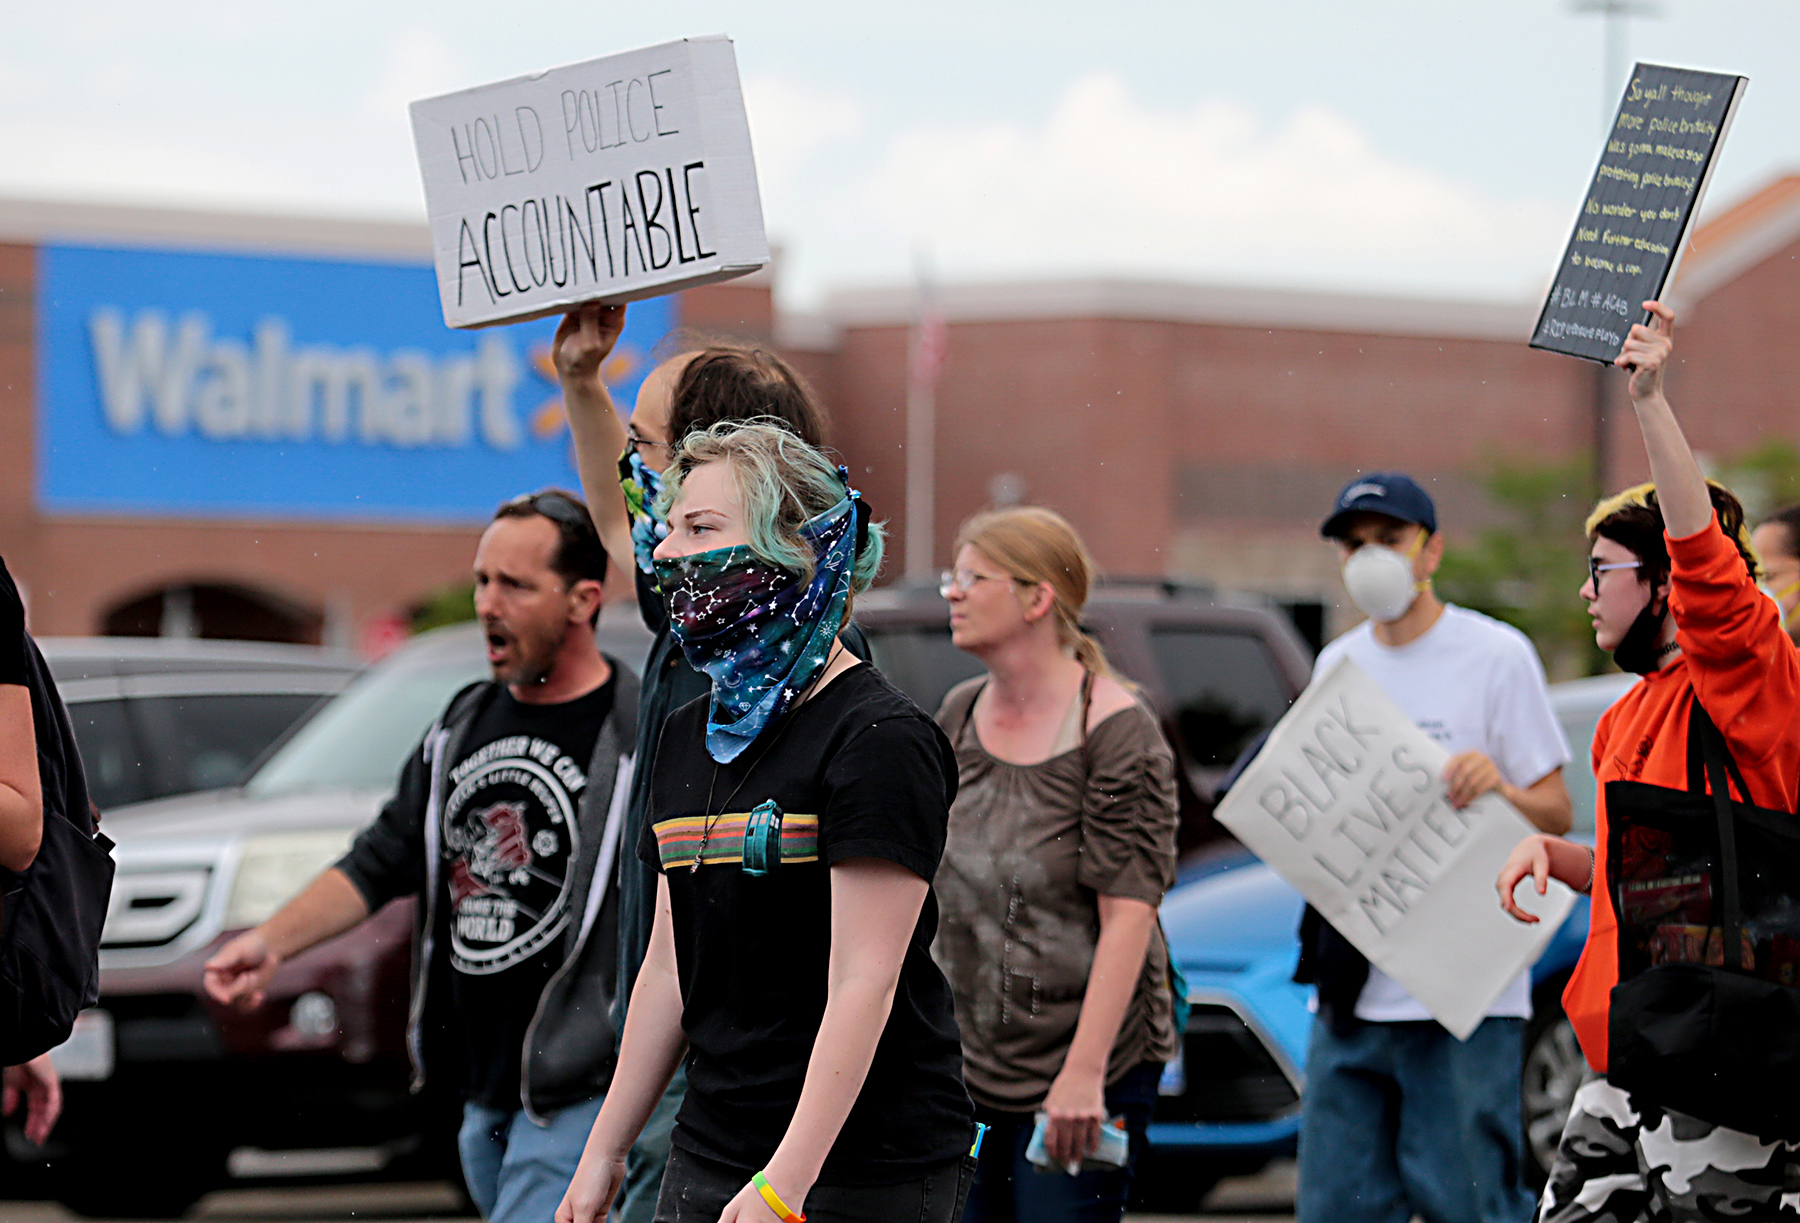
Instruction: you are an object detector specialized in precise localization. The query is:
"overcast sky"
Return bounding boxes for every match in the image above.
[7,1,1798,309]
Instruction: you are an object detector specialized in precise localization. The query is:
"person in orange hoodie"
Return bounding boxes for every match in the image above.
[1497,301,1800,1220]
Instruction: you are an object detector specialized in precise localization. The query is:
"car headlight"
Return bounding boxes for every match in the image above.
[225,830,357,930]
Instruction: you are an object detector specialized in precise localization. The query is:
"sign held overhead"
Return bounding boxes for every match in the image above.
[1213,658,1574,1039]
[1531,63,1746,363]
[411,36,768,329]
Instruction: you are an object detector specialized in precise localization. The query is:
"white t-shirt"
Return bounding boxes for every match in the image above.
[1312,604,1571,1023]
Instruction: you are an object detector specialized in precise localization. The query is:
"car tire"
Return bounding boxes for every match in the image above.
[1521,978,1585,1188]
[1127,1150,1225,1213]
[56,1145,224,1219]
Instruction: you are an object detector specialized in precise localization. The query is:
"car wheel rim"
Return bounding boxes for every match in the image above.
[1522,1017,1585,1171]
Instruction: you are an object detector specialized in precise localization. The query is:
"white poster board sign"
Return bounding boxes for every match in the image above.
[411,36,768,329]
[1214,657,1575,1039]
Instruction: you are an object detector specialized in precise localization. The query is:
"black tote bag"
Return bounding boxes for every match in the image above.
[1604,701,1800,1139]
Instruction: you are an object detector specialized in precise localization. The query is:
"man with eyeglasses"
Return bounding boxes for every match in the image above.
[206,489,638,1223]
[1293,473,1573,1223]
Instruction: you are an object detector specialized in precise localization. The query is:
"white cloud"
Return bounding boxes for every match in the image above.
[0,27,460,217]
[363,28,473,121]
[770,73,1567,303]
[741,73,866,183]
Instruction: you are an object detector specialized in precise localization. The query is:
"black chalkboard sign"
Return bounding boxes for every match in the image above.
[1532,63,1747,363]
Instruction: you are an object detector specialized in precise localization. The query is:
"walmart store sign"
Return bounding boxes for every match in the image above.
[39,244,672,520]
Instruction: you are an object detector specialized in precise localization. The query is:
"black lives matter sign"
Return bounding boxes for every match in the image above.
[1531,64,1746,364]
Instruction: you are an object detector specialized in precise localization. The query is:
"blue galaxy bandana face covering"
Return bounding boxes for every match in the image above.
[619,448,668,575]
[652,489,860,764]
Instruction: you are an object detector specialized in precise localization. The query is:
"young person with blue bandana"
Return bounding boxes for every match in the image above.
[552,304,871,1221]
[555,421,976,1223]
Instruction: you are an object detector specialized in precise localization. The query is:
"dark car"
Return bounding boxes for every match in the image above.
[31,613,651,1218]
[854,582,1315,851]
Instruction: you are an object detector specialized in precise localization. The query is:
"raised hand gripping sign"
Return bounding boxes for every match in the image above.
[1531,63,1746,363]
[1213,658,1575,1039]
[411,36,769,329]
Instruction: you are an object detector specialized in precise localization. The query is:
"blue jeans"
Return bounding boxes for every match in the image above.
[961,1062,1162,1223]
[1297,1016,1534,1223]
[458,1095,606,1223]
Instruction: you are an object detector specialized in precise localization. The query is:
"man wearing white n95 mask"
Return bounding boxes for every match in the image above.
[1294,472,1573,1223]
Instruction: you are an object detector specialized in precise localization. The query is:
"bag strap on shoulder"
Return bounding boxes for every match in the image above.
[1690,700,1750,970]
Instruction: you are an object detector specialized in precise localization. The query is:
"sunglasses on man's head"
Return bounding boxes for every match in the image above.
[504,491,591,532]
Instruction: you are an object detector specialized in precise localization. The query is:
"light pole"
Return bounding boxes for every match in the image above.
[1572,0,1661,130]
[1570,0,1661,496]
[905,253,947,586]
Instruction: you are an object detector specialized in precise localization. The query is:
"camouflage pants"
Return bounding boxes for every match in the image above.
[1536,1077,1800,1221]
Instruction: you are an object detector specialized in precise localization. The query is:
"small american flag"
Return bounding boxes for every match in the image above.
[909,303,948,390]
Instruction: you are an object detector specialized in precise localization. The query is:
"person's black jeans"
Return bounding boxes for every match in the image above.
[962,1061,1163,1223]
[653,1143,974,1223]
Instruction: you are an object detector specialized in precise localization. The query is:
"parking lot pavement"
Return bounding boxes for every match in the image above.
[4,1161,1299,1223]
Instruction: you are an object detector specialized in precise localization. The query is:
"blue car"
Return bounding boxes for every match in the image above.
[1136,673,1635,1210]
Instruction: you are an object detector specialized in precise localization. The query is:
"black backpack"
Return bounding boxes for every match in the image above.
[0,638,115,1065]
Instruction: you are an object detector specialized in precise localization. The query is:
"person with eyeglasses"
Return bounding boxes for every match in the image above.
[1752,503,1800,646]
[551,303,874,1221]
[932,507,1181,1223]
[1498,303,1800,1221]
[206,490,638,1223]
[1295,471,1573,1223]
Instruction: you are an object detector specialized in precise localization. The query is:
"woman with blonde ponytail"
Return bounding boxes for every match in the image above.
[932,507,1180,1223]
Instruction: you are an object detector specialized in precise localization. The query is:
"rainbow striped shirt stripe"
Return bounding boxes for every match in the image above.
[653,812,820,870]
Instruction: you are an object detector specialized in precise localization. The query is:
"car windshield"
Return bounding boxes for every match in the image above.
[247,649,486,798]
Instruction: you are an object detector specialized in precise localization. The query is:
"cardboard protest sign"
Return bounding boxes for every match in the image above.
[1214,658,1575,1039]
[1532,63,1746,363]
[411,36,768,329]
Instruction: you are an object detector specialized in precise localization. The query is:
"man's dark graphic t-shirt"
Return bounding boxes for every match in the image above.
[442,677,614,1109]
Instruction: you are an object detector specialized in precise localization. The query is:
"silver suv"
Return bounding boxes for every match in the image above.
[40,637,362,811]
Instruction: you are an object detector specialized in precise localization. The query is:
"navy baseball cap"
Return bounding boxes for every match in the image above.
[1321,472,1437,539]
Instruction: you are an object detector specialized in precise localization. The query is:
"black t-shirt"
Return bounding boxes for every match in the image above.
[441,677,615,1109]
[638,663,973,1183]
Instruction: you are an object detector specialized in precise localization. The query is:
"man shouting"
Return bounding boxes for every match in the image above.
[207,490,636,1223]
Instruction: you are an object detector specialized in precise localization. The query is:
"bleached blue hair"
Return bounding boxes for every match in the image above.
[656,418,884,590]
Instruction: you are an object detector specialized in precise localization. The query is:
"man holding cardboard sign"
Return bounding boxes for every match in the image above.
[1292,474,1571,1223]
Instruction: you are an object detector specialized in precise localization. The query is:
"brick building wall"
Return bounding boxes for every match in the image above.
[4,178,1795,649]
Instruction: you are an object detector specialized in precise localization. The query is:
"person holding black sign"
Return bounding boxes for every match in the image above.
[1499,303,1800,1220]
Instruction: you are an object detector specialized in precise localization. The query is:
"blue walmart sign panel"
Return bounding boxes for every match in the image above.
[38,244,673,522]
